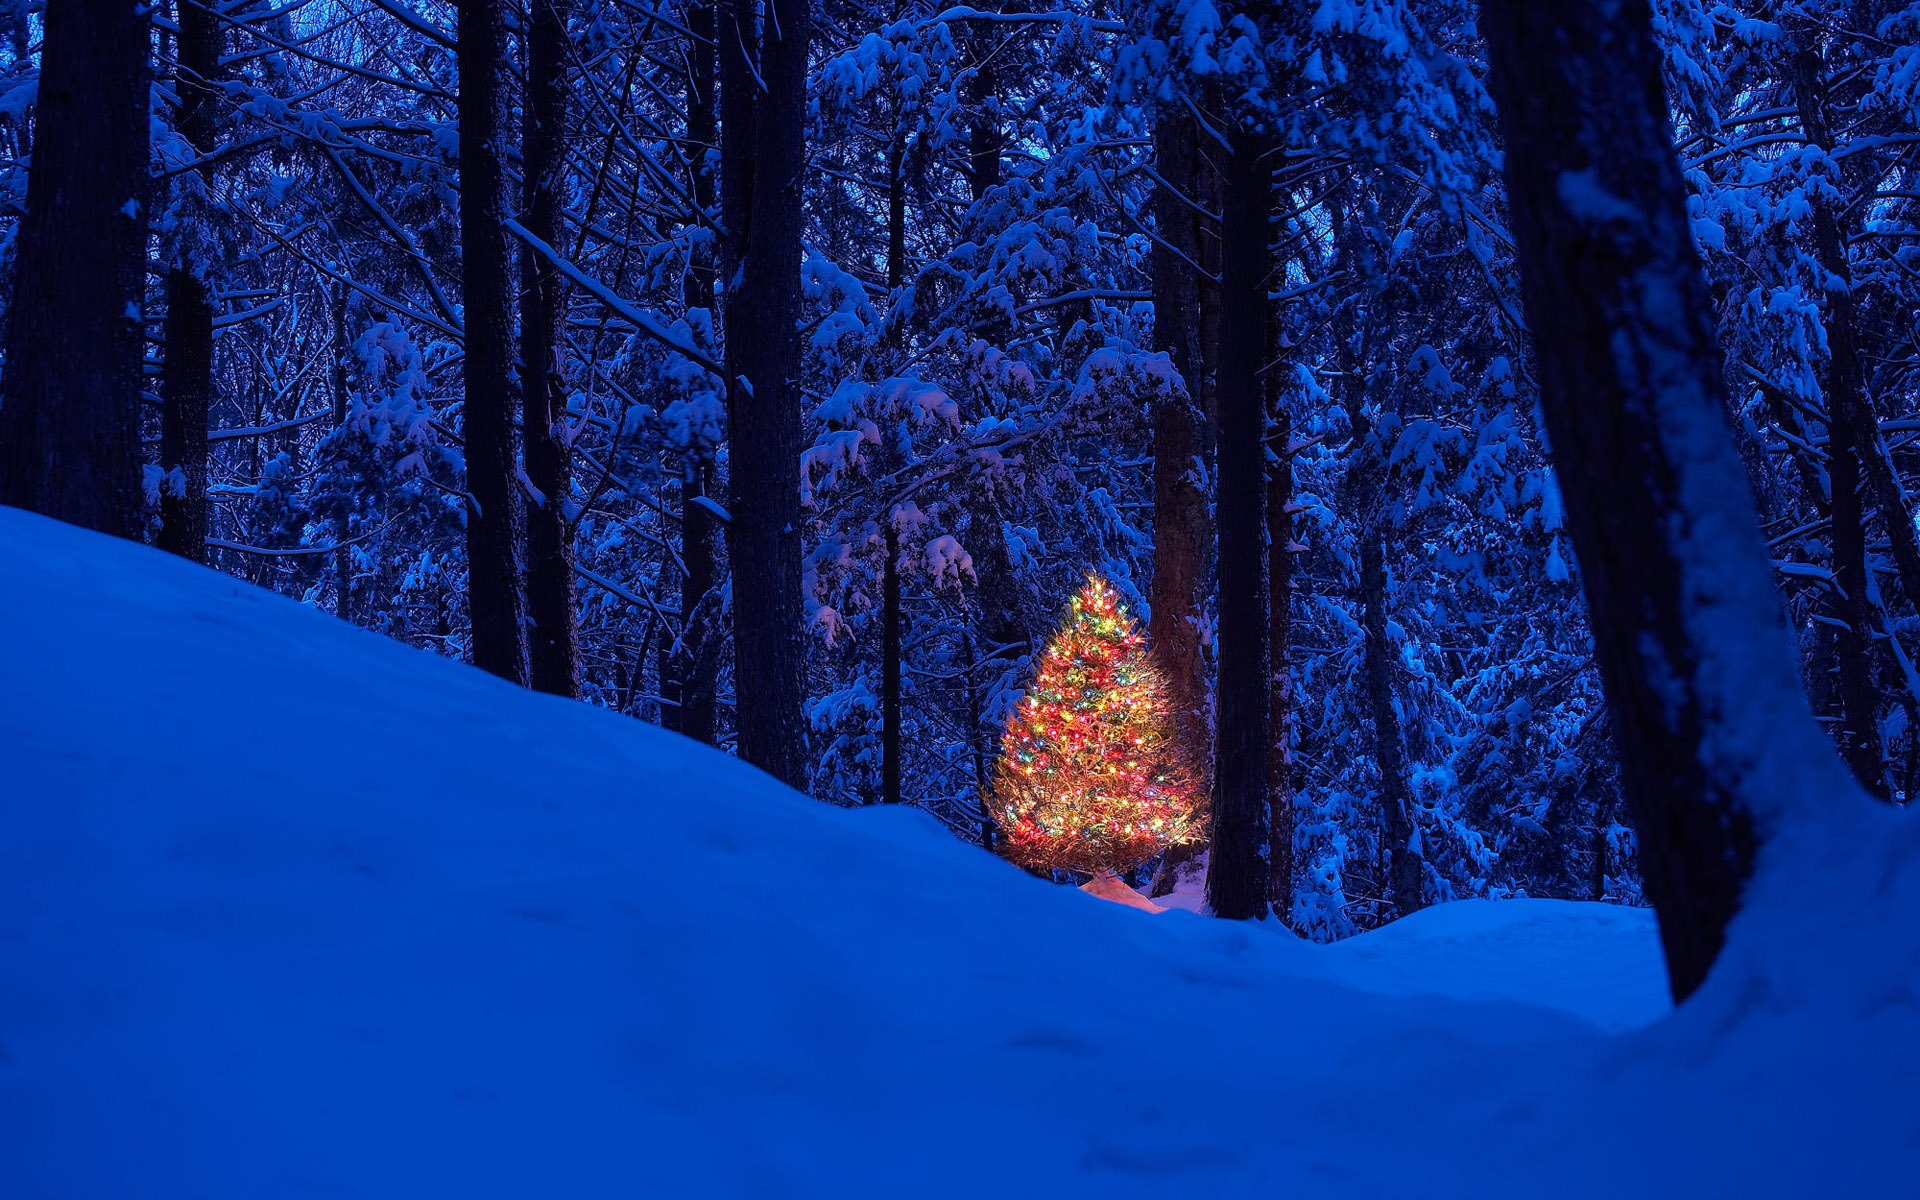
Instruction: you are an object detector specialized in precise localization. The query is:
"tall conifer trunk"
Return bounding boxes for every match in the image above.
[458,0,531,685]
[1266,343,1295,918]
[880,136,908,806]
[1481,0,1854,999]
[522,0,580,697]
[0,0,150,538]
[882,522,903,804]
[1790,42,1887,797]
[722,0,810,788]
[1360,524,1422,913]
[330,283,354,621]
[1205,123,1272,921]
[159,2,222,561]
[670,0,722,746]
[1149,106,1213,775]
[958,27,1027,829]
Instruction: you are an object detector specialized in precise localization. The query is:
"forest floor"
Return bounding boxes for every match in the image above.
[1,506,1915,1197]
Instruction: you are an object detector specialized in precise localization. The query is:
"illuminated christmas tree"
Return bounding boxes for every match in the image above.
[992,574,1207,875]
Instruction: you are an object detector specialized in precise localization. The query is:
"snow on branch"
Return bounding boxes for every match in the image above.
[505,219,719,376]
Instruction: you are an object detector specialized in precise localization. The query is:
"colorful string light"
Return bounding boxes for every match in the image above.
[992,573,1206,874]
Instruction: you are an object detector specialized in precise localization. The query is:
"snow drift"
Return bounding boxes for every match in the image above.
[1,507,1914,1197]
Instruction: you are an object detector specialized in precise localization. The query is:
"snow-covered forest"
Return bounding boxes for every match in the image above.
[16,0,1920,928]
[1,0,1918,1190]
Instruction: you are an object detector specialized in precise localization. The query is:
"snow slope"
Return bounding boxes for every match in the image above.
[2,507,1915,1198]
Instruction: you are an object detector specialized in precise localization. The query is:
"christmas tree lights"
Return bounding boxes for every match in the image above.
[992,574,1207,874]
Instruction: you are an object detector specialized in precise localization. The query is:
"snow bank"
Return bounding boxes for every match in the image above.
[0,507,1913,1197]
[1321,898,1666,1031]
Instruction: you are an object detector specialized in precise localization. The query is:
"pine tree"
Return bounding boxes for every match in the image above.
[993,575,1207,875]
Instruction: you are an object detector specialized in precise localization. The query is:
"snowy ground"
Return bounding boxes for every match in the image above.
[2,507,1915,1197]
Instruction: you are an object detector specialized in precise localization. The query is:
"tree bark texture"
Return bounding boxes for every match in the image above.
[722,0,811,788]
[1791,43,1889,797]
[882,520,903,804]
[1481,0,1841,1000]
[667,0,722,745]
[458,0,531,685]
[522,0,581,697]
[330,283,354,621]
[0,0,151,539]
[1205,122,1272,921]
[159,1,223,561]
[1266,342,1296,919]
[1150,105,1215,776]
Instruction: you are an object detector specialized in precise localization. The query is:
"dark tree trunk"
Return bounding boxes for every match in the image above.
[1148,100,1220,903]
[684,0,719,313]
[330,282,354,622]
[881,521,903,804]
[1826,372,1884,793]
[0,0,150,538]
[672,459,722,746]
[722,0,810,788]
[960,59,1028,688]
[1360,525,1423,913]
[1782,39,1920,617]
[879,134,908,804]
[159,1,222,561]
[665,0,721,746]
[458,0,530,684]
[521,0,580,698]
[964,27,1002,201]
[1482,0,1846,1000]
[962,627,995,848]
[1266,349,1295,920]
[717,0,757,284]
[688,468,726,740]
[1791,44,1886,796]
[1205,123,1271,921]
[887,135,908,294]
[1330,198,1422,917]
[1149,106,1214,773]
[159,275,212,557]
[1589,805,1609,901]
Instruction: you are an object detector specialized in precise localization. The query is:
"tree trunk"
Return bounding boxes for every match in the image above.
[1826,370,1884,793]
[1589,805,1609,901]
[717,0,756,284]
[1782,38,1920,617]
[879,134,909,804]
[330,282,354,622]
[1330,197,1422,917]
[962,626,995,848]
[458,0,530,685]
[1149,105,1214,774]
[1481,0,1851,1000]
[521,0,580,698]
[961,50,1029,689]
[158,1,222,562]
[1791,43,1887,797]
[882,520,903,804]
[956,42,1028,716]
[722,0,810,788]
[673,461,722,745]
[1266,346,1295,920]
[887,135,908,294]
[0,0,150,538]
[1361,525,1423,913]
[1204,123,1271,921]
[964,27,1002,201]
[665,0,722,746]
